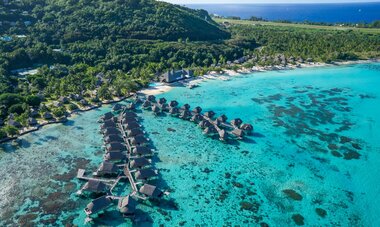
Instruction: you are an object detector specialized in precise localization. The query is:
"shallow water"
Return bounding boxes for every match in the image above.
[1,63,380,226]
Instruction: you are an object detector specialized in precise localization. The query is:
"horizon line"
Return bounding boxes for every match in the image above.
[181,2,380,5]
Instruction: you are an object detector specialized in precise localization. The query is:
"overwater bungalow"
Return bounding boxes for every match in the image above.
[118,196,138,217]
[101,120,117,129]
[102,112,114,121]
[124,122,140,130]
[192,106,202,114]
[169,100,179,107]
[112,104,123,112]
[121,117,137,125]
[142,100,151,109]
[104,151,126,162]
[169,107,179,115]
[181,103,190,111]
[203,126,217,135]
[231,118,243,128]
[129,157,151,169]
[231,128,245,139]
[217,114,228,123]
[139,184,164,199]
[130,135,149,146]
[94,161,119,176]
[198,120,212,129]
[103,128,121,136]
[218,129,227,141]
[190,114,203,122]
[126,128,144,137]
[147,95,156,102]
[106,142,127,153]
[104,134,124,143]
[179,110,191,120]
[132,146,153,156]
[122,111,137,118]
[203,111,216,119]
[134,168,158,180]
[152,105,161,114]
[158,97,167,105]
[240,123,254,135]
[85,196,113,216]
[82,179,108,194]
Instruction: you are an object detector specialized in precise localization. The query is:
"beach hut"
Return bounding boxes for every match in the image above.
[106,142,127,153]
[28,117,38,126]
[8,119,22,128]
[132,146,153,156]
[126,128,144,137]
[118,196,138,217]
[102,112,114,121]
[203,111,216,119]
[104,151,125,162]
[158,97,167,105]
[142,100,151,109]
[240,123,254,135]
[124,122,140,130]
[231,118,243,127]
[103,128,121,136]
[82,179,108,193]
[231,128,245,139]
[190,114,203,122]
[85,196,112,216]
[217,114,228,123]
[192,106,202,114]
[169,107,179,115]
[169,100,179,107]
[181,104,190,111]
[43,112,53,120]
[134,168,158,180]
[94,161,119,176]
[129,157,151,169]
[147,95,156,102]
[130,135,149,146]
[104,134,124,143]
[139,184,164,199]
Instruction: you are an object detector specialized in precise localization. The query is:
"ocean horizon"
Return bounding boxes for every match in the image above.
[187,2,380,23]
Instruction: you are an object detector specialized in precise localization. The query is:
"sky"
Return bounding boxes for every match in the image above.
[162,0,379,4]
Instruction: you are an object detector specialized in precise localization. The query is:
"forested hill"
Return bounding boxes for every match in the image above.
[0,0,230,42]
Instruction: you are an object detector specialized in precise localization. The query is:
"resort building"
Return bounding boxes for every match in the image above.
[94,161,119,176]
[160,69,194,83]
[85,196,113,216]
[139,184,164,199]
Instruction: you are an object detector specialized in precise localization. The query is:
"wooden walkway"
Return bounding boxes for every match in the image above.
[77,169,117,183]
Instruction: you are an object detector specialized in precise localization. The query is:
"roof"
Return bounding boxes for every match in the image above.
[130,157,150,169]
[121,117,137,125]
[240,123,253,131]
[231,118,243,127]
[132,146,152,156]
[130,135,148,145]
[198,120,211,128]
[112,104,123,111]
[217,114,228,122]
[139,184,163,198]
[135,168,158,180]
[169,107,179,114]
[104,128,121,136]
[192,106,202,113]
[83,179,107,192]
[126,128,143,137]
[142,100,151,107]
[158,97,167,104]
[122,112,137,118]
[203,111,215,118]
[102,112,114,120]
[118,196,138,214]
[191,114,203,122]
[98,161,119,174]
[232,128,244,137]
[104,152,125,161]
[124,122,140,130]
[107,142,127,152]
[86,196,112,214]
[169,100,178,107]
[152,105,161,113]
[101,120,116,129]
[181,104,190,110]
[104,134,124,143]
[147,95,156,102]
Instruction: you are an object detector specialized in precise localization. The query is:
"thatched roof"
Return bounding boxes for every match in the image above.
[217,114,228,123]
[181,104,190,110]
[83,179,107,193]
[97,161,119,175]
[158,97,167,104]
[104,152,125,161]
[118,196,138,215]
[232,128,244,137]
[122,111,137,118]
[106,142,127,152]
[130,135,148,146]
[203,111,216,118]
[169,100,178,107]
[192,106,202,114]
[102,112,114,120]
[231,118,243,127]
[240,123,253,132]
[139,184,163,198]
[132,146,152,156]
[134,168,158,180]
[169,107,179,114]
[85,196,112,214]
[103,128,121,136]
[147,95,156,102]
[124,122,140,130]
[104,134,124,143]
[126,128,144,137]
[130,157,150,169]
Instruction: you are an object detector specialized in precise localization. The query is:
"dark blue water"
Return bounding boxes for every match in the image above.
[187,3,380,23]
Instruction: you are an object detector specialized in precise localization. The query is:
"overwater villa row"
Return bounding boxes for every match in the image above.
[76,106,165,223]
[135,94,254,141]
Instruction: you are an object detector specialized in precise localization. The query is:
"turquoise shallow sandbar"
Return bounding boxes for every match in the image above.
[0,63,380,226]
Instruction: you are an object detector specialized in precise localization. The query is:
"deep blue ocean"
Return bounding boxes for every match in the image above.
[187,3,380,23]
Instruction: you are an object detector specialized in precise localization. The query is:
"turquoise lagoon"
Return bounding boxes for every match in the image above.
[1,63,380,226]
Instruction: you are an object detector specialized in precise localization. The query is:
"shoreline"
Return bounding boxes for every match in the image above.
[1,58,378,145]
